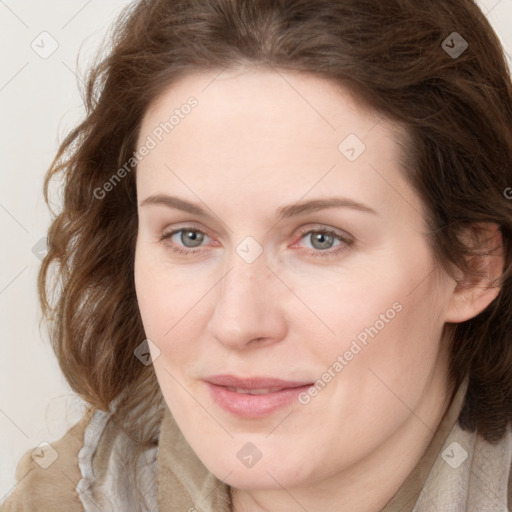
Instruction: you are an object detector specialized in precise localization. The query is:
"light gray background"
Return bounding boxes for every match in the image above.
[0,0,511,500]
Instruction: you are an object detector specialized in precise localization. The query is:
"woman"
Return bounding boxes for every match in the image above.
[2,0,512,510]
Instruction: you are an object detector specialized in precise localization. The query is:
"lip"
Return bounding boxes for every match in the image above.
[204,374,314,418]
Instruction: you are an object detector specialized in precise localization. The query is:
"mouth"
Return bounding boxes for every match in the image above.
[204,374,314,418]
[224,386,291,395]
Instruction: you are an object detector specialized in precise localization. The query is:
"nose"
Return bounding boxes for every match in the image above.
[206,253,287,351]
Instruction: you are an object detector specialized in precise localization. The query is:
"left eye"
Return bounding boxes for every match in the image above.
[300,230,341,251]
[294,228,353,258]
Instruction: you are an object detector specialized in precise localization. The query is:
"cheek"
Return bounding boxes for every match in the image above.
[134,243,201,338]
[299,269,413,361]
[329,274,447,431]
[308,248,446,407]
[134,249,196,408]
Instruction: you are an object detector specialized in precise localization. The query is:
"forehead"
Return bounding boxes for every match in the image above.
[135,67,419,220]
[139,66,387,148]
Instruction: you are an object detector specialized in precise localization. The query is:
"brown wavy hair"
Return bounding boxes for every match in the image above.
[39,0,512,506]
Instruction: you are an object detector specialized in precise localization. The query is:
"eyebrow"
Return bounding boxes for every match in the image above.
[139,194,378,220]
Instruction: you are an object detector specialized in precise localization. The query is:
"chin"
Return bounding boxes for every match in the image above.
[221,467,302,490]
[200,448,310,490]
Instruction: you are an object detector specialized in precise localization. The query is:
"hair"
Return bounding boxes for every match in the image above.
[39,0,512,507]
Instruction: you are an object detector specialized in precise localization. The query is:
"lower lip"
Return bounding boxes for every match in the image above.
[206,382,313,418]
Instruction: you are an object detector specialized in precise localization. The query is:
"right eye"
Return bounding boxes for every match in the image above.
[159,227,212,255]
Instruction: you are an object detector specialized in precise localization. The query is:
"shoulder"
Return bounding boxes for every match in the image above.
[1,408,96,512]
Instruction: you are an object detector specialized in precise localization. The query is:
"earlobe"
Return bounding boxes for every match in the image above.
[444,222,505,324]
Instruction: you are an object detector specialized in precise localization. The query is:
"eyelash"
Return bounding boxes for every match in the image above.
[158,226,353,258]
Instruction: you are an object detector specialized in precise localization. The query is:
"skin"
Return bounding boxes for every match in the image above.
[134,67,503,512]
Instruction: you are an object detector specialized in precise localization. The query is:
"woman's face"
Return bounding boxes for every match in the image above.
[134,67,457,490]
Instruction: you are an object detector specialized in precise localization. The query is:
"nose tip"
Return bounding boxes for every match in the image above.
[206,258,286,350]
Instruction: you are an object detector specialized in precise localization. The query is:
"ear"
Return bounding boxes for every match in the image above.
[444,222,505,323]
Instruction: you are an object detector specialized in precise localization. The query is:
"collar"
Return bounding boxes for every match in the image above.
[381,374,469,511]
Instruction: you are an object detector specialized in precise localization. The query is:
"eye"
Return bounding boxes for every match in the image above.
[159,227,211,255]
[294,226,353,258]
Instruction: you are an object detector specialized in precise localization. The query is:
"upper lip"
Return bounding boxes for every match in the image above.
[204,374,313,389]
